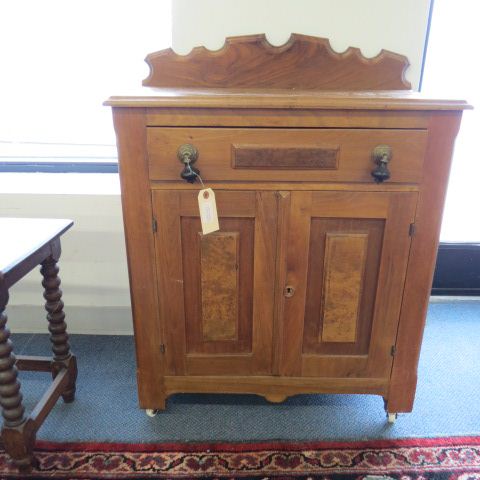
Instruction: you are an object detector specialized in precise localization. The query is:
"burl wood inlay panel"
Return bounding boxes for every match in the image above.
[200,232,239,342]
[321,233,368,343]
[303,218,384,356]
[232,145,338,169]
[182,216,254,355]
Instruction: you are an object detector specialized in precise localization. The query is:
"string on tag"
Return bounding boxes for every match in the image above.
[186,164,205,188]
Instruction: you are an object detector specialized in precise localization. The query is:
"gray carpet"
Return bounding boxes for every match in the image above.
[11,301,480,442]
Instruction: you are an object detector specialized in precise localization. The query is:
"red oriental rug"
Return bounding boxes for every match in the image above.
[0,436,479,479]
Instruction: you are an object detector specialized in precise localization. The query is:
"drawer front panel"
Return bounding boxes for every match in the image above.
[147,128,427,183]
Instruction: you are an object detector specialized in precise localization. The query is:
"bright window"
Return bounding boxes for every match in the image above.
[422,0,479,242]
[0,0,172,170]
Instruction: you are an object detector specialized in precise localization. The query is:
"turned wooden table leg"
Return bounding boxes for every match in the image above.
[41,249,77,403]
[0,289,36,471]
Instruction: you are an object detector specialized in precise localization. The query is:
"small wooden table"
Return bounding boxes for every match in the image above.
[0,218,77,471]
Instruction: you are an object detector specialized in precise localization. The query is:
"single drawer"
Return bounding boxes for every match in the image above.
[147,127,427,183]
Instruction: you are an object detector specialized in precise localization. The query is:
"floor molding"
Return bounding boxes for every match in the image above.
[432,242,480,296]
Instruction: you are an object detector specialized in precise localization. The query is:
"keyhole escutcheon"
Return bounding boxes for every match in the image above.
[284,285,295,298]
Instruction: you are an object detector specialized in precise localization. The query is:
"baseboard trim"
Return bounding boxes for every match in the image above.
[432,242,480,296]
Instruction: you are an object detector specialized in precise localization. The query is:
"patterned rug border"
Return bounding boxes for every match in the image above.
[0,435,478,479]
[33,434,480,452]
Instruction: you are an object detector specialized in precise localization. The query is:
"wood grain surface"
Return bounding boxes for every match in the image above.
[183,219,252,355]
[233,145,339,170]
[304,219,384,356]
[147,127,428,184]
[143,33,411,90]
[387,112,464,413]
[279,191,417,379]
[152,190,277,377]
[107,34,467,413]
[200,232,239,342]
[107,89,471,111]
[321,233,368,343]
[112,108,166,409]
[0,218,72,287]
[164,375,389,398]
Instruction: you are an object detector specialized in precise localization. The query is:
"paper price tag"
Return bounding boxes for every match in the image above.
[198,188,219,235]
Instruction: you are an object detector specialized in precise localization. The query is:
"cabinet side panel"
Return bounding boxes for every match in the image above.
[388,112,463,413]
[112,107,164,409]
[153,190,187,374]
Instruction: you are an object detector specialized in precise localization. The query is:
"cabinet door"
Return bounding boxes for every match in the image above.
[152,190,277,376]
[277,191,417,379]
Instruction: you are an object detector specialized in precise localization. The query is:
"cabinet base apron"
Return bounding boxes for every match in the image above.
[146,376,393,409]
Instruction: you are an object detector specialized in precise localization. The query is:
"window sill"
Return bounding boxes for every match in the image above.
[0,172,121,195]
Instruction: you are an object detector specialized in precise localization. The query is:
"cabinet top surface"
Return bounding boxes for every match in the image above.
[104,88,470,111]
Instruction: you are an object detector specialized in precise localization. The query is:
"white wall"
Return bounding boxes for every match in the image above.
[1,174,133,335]
[172,0,432,90]
[3,1,433,335]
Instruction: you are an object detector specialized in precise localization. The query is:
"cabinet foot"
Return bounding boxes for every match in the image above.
[264,394,288,403]
[387,412,398,424]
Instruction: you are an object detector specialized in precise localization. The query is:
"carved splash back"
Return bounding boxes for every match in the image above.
[143,33,411,90]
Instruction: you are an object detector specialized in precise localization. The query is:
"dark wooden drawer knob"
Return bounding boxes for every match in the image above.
[178,144,200,183]
[371,145,392,183]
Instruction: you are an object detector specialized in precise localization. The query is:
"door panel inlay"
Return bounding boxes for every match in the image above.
[181,217,254,355]
[321,233,368,343]
[303,218,384,356]
[200,232,239,341]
